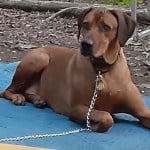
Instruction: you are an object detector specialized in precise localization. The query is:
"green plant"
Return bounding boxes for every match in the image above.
[99,0,142,6]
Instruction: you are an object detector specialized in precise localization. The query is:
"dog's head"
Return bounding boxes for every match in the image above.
[78,7,136,64]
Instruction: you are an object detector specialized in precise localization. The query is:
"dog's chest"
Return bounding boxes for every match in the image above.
[93,73,127,113]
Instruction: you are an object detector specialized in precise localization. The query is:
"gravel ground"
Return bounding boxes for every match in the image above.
[0,7,150,96]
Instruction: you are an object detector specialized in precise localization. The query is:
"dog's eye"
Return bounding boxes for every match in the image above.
[100,24,111,32]
[82,21,90,30]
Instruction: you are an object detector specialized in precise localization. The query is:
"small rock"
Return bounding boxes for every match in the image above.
[135,56,144,61]
[15,43,37,49]
[134,73,144,77]
[141,90,145,94]
[143,60,150,66]
[142,52,150,58]
[144,72,149,76]
[129,62,137,67]
[11,57,17,59]
[132,42,142,46]
[141,84,150,89]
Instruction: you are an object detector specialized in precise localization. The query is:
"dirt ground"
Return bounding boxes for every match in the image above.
[0,7,150,96]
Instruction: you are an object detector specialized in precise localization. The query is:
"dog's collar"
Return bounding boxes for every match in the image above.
[90,52,120,74]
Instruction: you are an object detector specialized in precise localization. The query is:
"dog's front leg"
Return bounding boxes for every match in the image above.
[69,105,114,132]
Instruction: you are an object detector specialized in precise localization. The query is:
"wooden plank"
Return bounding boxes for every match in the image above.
[0,143,52,150]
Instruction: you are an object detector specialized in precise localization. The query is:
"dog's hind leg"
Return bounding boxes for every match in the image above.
[128,101,150,128]
[130,99,150,128]
[24,93,46,108]
[0,49,49,105]
[123,84,150,128]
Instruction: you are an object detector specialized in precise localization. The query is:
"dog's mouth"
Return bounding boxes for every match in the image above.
[80,46,103,58]
[80,44,117,72]
[80,48,92,56]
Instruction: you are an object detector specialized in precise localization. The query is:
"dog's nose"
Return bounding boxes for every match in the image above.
[80,39,93,56]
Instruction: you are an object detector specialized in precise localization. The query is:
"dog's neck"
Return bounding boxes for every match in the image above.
[90,52,120,74]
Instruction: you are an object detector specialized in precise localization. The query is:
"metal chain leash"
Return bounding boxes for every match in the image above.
[86,71,102,130]
[0,71,102,142]
[0,128,89,142]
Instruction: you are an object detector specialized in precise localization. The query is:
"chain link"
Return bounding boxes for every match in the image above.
[0,71,102,142]
[86,71,101,130]
[0,128,90,142]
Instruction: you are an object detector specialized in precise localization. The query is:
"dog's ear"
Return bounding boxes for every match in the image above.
[110,9,136,47]
[77,7,93,40]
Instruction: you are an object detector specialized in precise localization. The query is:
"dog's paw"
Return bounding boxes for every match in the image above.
[90,112,114,132]
[12,94,25,105]
[33,99,46,108]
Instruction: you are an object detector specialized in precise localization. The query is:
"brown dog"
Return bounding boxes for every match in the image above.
[0,7,150,132]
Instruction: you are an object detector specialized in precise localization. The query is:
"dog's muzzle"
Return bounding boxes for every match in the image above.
[80,39,93,56]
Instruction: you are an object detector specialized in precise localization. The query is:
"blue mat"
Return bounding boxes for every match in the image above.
[0,62,150,150]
